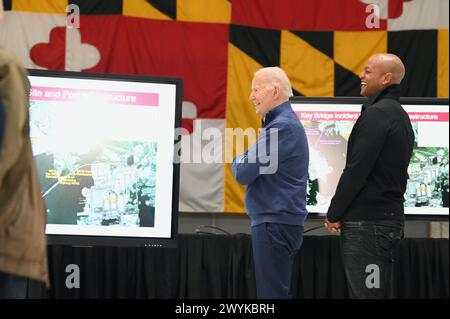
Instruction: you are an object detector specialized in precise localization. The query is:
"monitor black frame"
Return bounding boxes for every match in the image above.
[27,69,182,247]
[290,96,449,221]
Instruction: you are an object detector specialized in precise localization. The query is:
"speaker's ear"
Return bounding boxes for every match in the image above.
[273,84,279,98]
[383,72,393,86]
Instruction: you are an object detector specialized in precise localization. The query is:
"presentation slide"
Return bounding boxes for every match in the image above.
[28,71,180,245]
[291,99,449,217]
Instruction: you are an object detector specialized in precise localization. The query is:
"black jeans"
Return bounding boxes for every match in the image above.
[341,220,404,299]
[0,272,27,299]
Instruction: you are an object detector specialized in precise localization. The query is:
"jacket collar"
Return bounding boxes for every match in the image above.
[263,101,291,127]
[361,84,401,113]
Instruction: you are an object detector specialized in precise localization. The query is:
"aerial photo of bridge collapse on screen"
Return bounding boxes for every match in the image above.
[29,100,158,228]
[405,123,449,208]
[303,120,449,210]
[303,119,353,208]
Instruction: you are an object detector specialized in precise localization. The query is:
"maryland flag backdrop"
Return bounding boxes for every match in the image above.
[0,0,448,213]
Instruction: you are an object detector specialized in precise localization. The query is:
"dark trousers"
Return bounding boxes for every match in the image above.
[0,272,28,299]
[251,222,304,299]
[341,220,404,299]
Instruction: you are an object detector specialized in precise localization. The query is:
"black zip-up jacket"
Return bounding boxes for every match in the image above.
[327,85,414,222]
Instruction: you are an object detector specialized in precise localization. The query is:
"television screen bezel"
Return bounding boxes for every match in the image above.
[27,69,182,247]
[290,96,449,222]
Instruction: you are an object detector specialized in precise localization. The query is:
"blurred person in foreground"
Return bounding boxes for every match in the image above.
[0,2,49,298]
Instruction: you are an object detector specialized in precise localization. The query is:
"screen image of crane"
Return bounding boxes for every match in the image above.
[28,72,180,243]
[290,98,449,217]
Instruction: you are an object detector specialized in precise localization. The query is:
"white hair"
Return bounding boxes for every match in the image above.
[254,67,293,98]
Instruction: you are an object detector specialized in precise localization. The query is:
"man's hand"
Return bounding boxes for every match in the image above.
[324,217,341,233]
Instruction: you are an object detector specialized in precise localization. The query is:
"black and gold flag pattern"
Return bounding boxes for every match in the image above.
[1,0,448,213]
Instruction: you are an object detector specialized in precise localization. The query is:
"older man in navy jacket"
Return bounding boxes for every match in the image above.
[232,67,309,299]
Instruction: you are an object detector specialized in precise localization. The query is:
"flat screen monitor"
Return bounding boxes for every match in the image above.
[28,70,182,246]
[290,96,449,220]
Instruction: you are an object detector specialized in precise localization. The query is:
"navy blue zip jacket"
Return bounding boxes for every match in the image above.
[232,102,309,227]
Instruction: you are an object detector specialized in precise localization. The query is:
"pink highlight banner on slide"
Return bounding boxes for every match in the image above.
[407,112,449,122]
[296,111,360,121]
[296,111,449,122]
[29,86,159,107]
